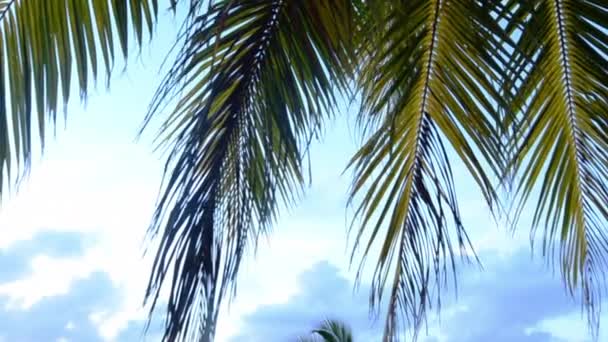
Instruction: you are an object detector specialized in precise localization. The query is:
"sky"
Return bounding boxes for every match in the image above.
[0,7,606,342]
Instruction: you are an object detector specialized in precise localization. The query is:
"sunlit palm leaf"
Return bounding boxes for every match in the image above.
[0,0,157,194]
[348,1,509,339]
[503,0,608,333]
[142,1,354,340]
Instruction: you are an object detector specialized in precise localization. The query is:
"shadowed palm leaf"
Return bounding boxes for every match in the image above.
[142,1,354,340]
[0,0,157,193]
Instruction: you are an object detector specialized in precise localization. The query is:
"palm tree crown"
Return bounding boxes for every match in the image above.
[299,319,355,342]
[0,0,606,341]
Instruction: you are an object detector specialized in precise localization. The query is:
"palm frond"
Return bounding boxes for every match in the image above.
[142,1,354,340]
[503,0,608,334]
[348,1,509,339]
[0,0,157,194]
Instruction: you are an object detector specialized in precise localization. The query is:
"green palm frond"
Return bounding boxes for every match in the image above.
[142,0,354,340]
[503,0,608,332]
[0,0,157,194]
[348,1,510,339]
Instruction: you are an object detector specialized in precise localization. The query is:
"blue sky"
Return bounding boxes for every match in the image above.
[0,8,605,342]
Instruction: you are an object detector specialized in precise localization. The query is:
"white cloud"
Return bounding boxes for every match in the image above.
[229,261,383,341]
[0,254,94,309]
[228,249,606,342]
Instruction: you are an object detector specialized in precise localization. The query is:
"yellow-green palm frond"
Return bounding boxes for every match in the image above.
[503,0,608,333]
[348,0,510,339]
[0,0,157,194]
[142,1,354,340]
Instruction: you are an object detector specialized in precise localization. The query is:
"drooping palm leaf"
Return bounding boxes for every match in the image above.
[142,1,354,340]
[0,0,157,194]
[348,1,510,339]
[502,0,608,333]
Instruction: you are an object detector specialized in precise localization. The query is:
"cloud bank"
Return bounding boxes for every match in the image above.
[0,231,162,342]
[231,249,594,342]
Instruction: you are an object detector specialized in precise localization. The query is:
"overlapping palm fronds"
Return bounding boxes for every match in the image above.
[502,0,608,334]
[348,1,511,339]
[141,1,354,340]
[0,1,607,341]
[0,0,157,193]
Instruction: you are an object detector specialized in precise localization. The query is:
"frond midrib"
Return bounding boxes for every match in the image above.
[232,0,286,116]
[400,0,444,230]
[384,0,445,338]
[550,0,589,282]
[0,0,15,22]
